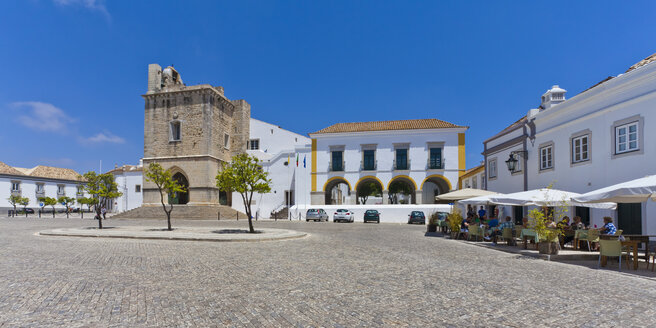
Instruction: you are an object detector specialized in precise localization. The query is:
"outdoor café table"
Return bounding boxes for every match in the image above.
[600,239,640,270]
[622,235,656,264]
[573,229,589,250]
[520,229,539,249]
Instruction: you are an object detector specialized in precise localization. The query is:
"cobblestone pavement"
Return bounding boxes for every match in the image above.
[0,217,655,327]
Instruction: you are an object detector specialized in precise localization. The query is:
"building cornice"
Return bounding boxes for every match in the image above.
[309,127,468,138]
[0,174,84,184]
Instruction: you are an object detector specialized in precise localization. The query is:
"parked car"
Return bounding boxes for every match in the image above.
[407,211,426,224]
[306,208,329,222]
[363,209,380,223]
[333,209,354,223]
[23,208,35,214]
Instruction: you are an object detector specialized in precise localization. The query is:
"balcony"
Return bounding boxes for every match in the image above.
[428,158,445,170]
[393,159,411,171]
[360,160,377,171]
[328,160,345,172]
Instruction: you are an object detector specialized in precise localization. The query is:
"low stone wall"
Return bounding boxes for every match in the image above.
[289,204,452,224]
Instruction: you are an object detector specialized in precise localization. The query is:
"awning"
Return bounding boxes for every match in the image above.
[487,188,616,209]
[572,175,656,204]
[435,188,498,201]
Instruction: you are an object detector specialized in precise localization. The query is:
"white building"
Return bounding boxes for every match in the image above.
[483,53,656,235]
[0,161,85,213]
[107,163,143,213]
[308,119,468,205]
[458,163,485,190]
[236,118,311,218]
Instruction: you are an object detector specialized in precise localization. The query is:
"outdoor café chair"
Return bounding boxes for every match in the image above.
[586,229,600,252]
[468,225,482,242]
[598,239,630,271]
[502,227,515,246]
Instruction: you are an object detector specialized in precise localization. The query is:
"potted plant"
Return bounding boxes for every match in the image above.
[447,208,464,239]
[427,212,439,233]
[528,207,563,255]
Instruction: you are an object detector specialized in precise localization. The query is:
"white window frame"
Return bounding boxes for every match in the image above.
[488,158,497,179]
[540,145,553,170]
[248,139,260,150]
[36,183,44,193]
[135,185,141,193]
[170,121,181,142]
[615,122,639,154]
[11,181,20,192]
[472,176,478,189]
[57,185,65,195]
[571,135,589,163]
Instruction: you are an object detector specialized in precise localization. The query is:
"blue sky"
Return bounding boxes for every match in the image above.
[1,1,656,173]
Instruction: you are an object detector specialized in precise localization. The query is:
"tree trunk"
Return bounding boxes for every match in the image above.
[166,208,172,231]
[24,207,28,218]
[52,207,55,218]
[66,208,69,219]
[96,205,103,229]
[12,205,16,217]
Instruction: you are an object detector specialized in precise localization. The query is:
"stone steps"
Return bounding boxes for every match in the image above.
[113,204,245,220]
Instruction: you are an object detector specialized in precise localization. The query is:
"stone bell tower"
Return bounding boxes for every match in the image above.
[141,64,250,207]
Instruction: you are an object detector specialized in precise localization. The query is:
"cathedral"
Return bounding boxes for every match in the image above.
[141,64,250,207]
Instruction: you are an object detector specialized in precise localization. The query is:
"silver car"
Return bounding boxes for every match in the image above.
[306,209,328,222]
[333,209,354,223]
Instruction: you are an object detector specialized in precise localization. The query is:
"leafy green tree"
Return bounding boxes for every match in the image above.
[7,195,21,217]
[39,197,58,218]
[357,182,382,204]
[82,171,122,229]
[19,197,30,217]
[388,180,413,204]
[144,163,186,231]
[77,197,94,219]
[215,153,272,233]
[58,196,76,219]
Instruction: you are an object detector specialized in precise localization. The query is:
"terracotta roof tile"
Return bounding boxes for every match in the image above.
[310,119,466,135]
[625,52,656,73]
[28,166,84,181]
[0,161,25,176]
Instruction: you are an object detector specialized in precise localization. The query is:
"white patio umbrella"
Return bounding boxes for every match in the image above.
[487,188,616,209]
[571,175,656,204]
[435,188,498,202]
[458,194,509,206]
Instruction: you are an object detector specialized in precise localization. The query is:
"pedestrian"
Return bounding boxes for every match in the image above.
[101,206,107,220]
[478,206,486,219]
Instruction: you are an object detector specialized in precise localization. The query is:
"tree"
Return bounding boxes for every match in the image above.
[82,171,122,229]
[19,197,30,217]
[39,197,58,218]
[77,197,94,219]
[215,153,272,233]
[58,196,76,219]
[144,163,186,231]
[357,182,382,204]
[388,181,413,204]
[7,195,21,217]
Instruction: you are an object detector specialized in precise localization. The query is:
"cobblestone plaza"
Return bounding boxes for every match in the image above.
[0,218,654,327]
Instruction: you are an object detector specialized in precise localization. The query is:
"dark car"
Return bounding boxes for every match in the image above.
[23,208,35,214]
[363,210,380,223]
[407,211,426,224]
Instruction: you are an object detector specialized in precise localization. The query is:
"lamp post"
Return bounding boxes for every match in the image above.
[505,151,527,173]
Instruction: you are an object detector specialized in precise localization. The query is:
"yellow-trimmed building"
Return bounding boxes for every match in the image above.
[308,119,468,205]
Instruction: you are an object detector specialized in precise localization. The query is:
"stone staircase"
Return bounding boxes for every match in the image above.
[270,206,289,220]
[112,204,245,220]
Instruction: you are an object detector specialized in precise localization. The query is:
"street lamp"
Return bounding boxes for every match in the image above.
[505,151,527,172]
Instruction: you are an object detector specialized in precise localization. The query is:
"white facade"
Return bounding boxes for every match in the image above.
[0,163,85,212]
[309,123,467,206]
[483,57,656,236]
[108,164,143,213]
[235,118,312,218]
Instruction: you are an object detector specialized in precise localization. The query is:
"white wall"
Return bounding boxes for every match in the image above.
[312,128,466,205]
[111,171,143,213]
[0,176,85,211]
[289,204,453,223]
[484,60,656,235]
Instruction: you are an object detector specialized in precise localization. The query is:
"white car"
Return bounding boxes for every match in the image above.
[333,209,354,223]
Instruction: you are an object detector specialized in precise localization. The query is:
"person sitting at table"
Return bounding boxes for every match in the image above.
[490,216,514,245]
[521,217,529,228]
[483,216,499,241]
[598,216,617,235]
[570,216,585,230]
[460,217,470,239]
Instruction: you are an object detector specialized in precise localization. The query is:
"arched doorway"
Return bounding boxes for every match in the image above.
[421,175,452,204]
[388,176,417,204]
[168,172,189,204]
[355,176,384,205]
[324,177,351,205]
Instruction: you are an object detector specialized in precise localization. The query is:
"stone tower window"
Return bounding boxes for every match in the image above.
[170,121,181,142]
[224,133,230,149]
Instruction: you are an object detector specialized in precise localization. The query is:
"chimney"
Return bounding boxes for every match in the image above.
[540,85,567,109]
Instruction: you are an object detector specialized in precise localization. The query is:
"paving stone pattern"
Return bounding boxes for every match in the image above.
[0,217,654,327]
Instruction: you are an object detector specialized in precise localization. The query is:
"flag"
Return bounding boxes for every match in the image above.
[303,155,306,168]
[296,153,299,167]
